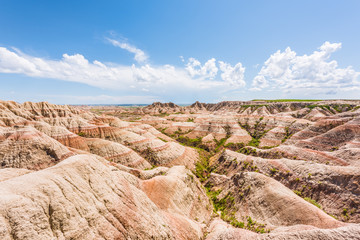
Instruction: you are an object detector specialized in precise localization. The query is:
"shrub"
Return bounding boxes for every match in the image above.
[224,142,245,151]
[77,132,86,137]
[342,208,348,217]
[176,136,209,151]
[304,197,321,209]
[248,138,259,147]
[158,137,168,142]
[141,147,160,165]
[194,149,213,182]
[293,190,302,196]
[214,137,228,152]
[223,124,232,138]
[269,168,278,176]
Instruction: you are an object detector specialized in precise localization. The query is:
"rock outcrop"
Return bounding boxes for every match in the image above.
[0,155,211,239]
[1,100,360,239]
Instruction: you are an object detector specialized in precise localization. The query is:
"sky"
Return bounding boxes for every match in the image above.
[0,0,360,104]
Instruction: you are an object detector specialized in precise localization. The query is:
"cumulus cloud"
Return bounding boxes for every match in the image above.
[252,41,360,92]
[219,61,246,87]
[0,47,247,98]
[185,58,218,79]
[106,38,148,63]
[1,40,359,100]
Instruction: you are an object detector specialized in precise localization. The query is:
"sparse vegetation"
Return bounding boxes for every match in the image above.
[157,137,168,142]
[194,149,214,182]
[342,208,349,220]
[140,147,160,165]
[331,146,339,151]
[282,125,295,143]
[77,132,86,137]
[214,137,228,152]
[293,190,302,196]
[223,124,232,138]
[238,117,269,148]
[205,184,270,233]
[305,104,355,113]
[176,136,209,151]
[269,167,278,176]
[304,197,322,209]
[144,165,157,170]
[252,99,321,102]
[248,138,260,147]
[155,112,170,117]
[237,147,257,156]
[224,142,245,151]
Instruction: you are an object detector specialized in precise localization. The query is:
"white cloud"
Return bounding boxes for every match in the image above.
[0,47,246,98]
[2,40,359,100]
[106,38,148,63]
[251,75,268,90]
[185,57,218,79]
[218,61,246,87]
[252,42,360,92]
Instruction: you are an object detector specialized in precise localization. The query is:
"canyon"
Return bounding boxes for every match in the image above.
[1,99,360,239]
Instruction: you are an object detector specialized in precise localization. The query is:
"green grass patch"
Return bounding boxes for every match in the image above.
[224,142,245,151]
[214,137,228,152]
[252,99,321,102]
[176,136,209,151]
[206,185,270,233]
[194,149,213,182]
[77,132,86,137]
[269,167,278,176]
[157,137,168,142]
[248,138,260,147]
[237,147,257,156]
[304,197,322,209]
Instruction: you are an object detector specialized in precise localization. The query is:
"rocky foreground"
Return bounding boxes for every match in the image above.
[1,100,360,239]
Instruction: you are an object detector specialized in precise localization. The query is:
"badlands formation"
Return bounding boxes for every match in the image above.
[1,99,360,239]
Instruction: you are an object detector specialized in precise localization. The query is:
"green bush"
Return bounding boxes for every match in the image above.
[194,149,213,182]
[77,132,86,137]
[248,138,259,147]
[269,168,278,176]
[224,142,245,151]
[214,137,228,152]
[176,136,209,151]
[304,197,321,209]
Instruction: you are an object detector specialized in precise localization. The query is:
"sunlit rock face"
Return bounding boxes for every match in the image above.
[1,100,360,239]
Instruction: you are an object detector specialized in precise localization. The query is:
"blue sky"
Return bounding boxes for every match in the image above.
[1,0,360,104]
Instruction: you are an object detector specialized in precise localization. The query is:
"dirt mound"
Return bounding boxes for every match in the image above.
[207,171,342,229]
[0,126,75,170]
[213,150,360,222]
[0,155,211,239]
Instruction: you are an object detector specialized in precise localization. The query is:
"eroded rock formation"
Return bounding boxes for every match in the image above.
[1,100,360,239]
